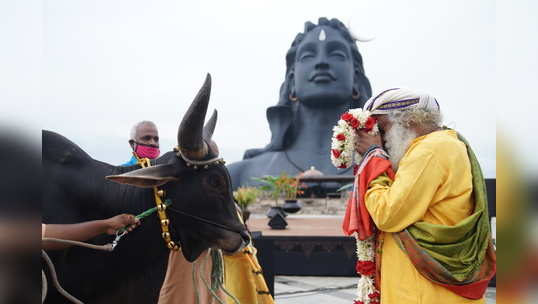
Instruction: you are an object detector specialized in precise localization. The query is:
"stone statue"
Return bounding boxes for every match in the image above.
[228,17,372,189]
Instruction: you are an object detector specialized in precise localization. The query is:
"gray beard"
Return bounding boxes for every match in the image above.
[384,124,417,171]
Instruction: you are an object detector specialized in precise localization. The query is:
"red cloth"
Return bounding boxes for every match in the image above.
[439,247,496,299]
[398,229,497,299]
[342,156,394,239]
[439,277,493,300]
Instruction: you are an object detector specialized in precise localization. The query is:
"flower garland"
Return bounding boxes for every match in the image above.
[330,109,378,169]
[353,235,380,304]
[331,108,381,304]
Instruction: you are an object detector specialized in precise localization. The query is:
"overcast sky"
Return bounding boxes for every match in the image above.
[3,0,538,178]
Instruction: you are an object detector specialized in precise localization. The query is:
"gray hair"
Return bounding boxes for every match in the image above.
[129,121,157,140]
[388,107,443,131]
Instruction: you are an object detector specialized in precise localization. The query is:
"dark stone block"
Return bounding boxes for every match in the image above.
[266,206,287,218]
[268,213,288,230]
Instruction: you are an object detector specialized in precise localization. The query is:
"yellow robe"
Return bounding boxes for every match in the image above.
[224,245,274,304]
[365,130,485,304]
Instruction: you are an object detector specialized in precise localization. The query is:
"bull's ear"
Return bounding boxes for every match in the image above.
[106,164,178,188]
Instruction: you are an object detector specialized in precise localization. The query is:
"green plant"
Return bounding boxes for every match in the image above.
[279,173,303,200]
[233,187,259,210]
[252,175,281,206]
[252,173,303,205]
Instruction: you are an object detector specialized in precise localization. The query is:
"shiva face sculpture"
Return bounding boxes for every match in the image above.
[292,26,356,108]
[227,18,372,189]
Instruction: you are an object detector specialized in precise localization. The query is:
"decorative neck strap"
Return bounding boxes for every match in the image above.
[136,155,180,251]
[174,147,225,169]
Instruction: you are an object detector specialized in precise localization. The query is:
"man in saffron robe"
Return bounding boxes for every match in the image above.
[349,88,495,303]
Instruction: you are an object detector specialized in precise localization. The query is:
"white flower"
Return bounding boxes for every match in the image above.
[356,276,377,302]
[356,239,375,261]
[331,109,378,169]
[348,108,362,117]
[357,112,368,123]
[332,125,344,133]
[354,153,363,164]
[330,155,341,166]
[331,142,342,150]
[369,124,379,135]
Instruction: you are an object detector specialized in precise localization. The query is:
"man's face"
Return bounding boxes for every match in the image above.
[376,114,417,171]
[134,123,159,147]
[374,115,393,147]
[293,26,355,107]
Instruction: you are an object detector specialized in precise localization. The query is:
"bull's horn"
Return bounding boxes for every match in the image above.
[177,74,211,160]
[203,110,217,141]
[203,110,220,157]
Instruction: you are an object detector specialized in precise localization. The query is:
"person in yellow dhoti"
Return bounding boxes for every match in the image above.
[351,88,495,304]
[159,234,274,304]
[223,209,274,304]
[224,245,274,304]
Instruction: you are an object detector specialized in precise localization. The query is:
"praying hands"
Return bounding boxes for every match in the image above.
[355,130,383,155]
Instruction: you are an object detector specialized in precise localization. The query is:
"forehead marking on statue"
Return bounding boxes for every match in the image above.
[318,28,326,41]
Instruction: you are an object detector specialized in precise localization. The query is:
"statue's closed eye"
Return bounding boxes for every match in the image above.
[330,50,347,60]
[299,52,315,62]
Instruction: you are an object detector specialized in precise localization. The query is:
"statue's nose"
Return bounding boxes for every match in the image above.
[314,49,329,69]
[314,52,329,70]
[315,61,329,70]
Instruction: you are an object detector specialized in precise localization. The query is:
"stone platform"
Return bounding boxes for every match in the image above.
[249,214,356,296]
[247,214,344,236]
[247,197,349,216]
[274,276,497,304]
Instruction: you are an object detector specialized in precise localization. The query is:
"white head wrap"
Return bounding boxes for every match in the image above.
[364,88,440,115]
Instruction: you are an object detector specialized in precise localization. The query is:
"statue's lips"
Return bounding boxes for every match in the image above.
[310,73,336,83]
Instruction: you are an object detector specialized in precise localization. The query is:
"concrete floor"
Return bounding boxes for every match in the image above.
[274,276,496,304]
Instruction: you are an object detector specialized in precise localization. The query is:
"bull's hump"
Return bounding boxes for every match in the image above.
[42,130,91,166]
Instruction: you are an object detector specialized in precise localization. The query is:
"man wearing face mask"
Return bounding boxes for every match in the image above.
[122,121,160,166]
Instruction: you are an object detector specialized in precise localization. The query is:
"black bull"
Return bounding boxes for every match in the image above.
[42,74,249,303]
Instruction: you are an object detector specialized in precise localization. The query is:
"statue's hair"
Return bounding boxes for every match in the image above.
[279,17,372,108]
[130,121,157,140]
[388,108,443,131]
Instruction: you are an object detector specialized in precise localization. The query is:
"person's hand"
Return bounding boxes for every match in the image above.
[104,214,140,235]
[355,130,383,155]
